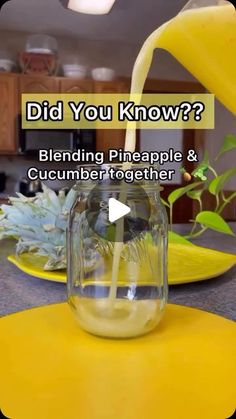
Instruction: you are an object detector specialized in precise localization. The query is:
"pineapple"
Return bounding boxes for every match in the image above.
[0,184,78,271]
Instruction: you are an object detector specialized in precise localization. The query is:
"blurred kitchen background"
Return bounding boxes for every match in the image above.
[0,0,235,222]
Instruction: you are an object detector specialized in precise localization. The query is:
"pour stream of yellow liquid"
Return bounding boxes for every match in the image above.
[81,4,236,337]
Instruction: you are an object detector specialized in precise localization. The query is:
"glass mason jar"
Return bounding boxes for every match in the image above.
[67,164,168,338]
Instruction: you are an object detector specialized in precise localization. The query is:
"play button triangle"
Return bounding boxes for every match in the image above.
[108,198,131,223]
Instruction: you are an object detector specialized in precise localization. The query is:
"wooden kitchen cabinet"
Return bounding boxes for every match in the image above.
[59,78,93,93]
[94,80,128,153]
[93,80,128,94]
[19,75,60,117]
[60,79,128,153]
[0,73,131,155]
[19,75,59,94]
[0,74,18,154]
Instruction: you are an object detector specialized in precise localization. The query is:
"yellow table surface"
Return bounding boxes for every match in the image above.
[0,303,235,419]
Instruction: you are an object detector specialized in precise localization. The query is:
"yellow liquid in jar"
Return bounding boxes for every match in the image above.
[70,297,163,338]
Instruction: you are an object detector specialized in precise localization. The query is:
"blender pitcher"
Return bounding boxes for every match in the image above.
[158,0,236,114]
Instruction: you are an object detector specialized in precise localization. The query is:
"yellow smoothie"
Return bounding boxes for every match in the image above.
[158,4,236,114]
[70,297,163,338]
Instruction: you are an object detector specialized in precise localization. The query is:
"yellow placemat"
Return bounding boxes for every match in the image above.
[8,243,236,285]
[0,303,235,419]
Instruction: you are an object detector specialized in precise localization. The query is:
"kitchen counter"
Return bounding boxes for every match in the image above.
[0,225,236,320]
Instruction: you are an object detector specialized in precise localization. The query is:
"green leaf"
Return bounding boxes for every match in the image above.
[201,150,210,166]
[208,168,236,196]
[168,182,202,205]
[161,198,169,207]
[216,134,236,160]
[168,231,195,246]
[187,189,204,201]
[196,211,234,236]
[192,150,210,175]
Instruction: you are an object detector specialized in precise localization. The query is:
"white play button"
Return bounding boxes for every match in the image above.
[108,198,131,223]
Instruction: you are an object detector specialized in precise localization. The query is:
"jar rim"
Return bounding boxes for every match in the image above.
[76,162,159,169]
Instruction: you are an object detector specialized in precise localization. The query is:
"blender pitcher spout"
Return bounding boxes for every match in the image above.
[158,0,236,114]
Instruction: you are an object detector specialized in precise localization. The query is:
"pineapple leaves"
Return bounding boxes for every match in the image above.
[0,183,78,271]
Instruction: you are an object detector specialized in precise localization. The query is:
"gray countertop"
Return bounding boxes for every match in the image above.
[0,224,236,320]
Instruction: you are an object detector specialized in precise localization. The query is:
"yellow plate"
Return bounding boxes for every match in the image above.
[7,243,236,285]
[8,252,66,283]
[0,303,235,419]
